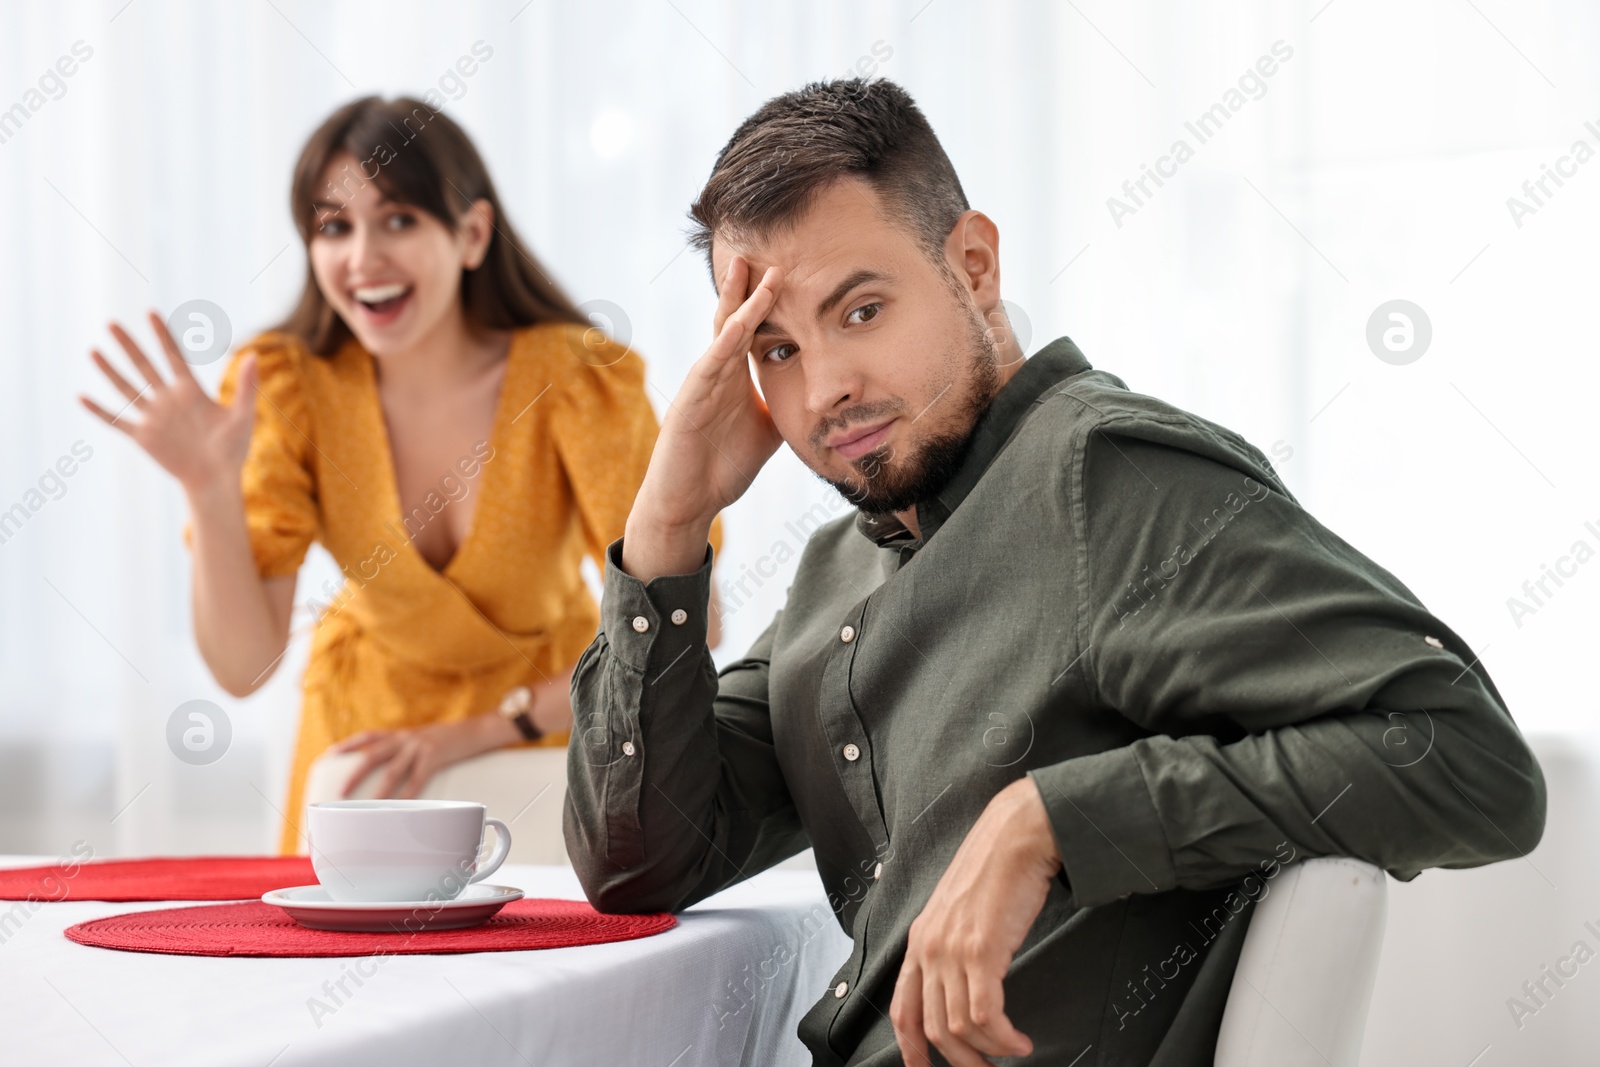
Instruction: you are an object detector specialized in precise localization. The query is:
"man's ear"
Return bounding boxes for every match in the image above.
[944,209,1002,313]
[462,198,496,270]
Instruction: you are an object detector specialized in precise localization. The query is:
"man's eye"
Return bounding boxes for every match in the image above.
[847,302,882,325]
[386,212,417,230]
[764,344,798,364]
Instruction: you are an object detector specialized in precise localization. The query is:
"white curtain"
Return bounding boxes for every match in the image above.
[2,3,1597,1052]
[1,0,1591,831]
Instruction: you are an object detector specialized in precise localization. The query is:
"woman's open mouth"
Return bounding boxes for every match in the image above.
[352,283,414,324]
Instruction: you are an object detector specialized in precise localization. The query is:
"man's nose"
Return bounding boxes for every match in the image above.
[805,350,865,416]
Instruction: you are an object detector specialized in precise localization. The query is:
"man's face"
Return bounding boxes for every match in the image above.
[711,178,1000,515]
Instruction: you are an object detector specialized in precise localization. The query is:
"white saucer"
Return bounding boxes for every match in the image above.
[261,882,524,932]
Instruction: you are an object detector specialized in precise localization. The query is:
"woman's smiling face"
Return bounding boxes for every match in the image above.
[307,151,493,357]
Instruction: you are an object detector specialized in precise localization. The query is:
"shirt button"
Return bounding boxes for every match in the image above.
[622,741,636,756]
[632,616,650,633]
[1423,635,1444,649]
[833,981,849,999]
[840,625,856,643]
[842,743,861,762]
[873,862,883,880]
[670,609,688,626]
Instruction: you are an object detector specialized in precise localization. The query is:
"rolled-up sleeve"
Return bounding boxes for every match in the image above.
[563,537,808,913]
[1030,422,1547,909]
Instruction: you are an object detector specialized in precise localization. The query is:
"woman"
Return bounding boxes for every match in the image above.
[79,96,720,854]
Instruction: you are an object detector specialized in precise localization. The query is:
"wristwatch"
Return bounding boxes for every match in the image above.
[497,685,543,742]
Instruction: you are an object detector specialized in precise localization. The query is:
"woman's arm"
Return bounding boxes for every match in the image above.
[332,667,576,798]
[80,312,296,695]
[185,476,297,695]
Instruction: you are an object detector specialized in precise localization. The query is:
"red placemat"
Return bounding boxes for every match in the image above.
[0,856,316,902]
[65,898,675,956]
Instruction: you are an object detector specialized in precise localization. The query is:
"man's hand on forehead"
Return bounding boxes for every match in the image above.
[715,245,777,300]
[617,251,786,585]
[712,254,783,353]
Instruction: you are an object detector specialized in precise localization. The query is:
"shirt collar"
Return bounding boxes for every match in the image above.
[853,336,1095,549]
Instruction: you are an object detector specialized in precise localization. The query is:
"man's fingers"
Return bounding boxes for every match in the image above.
[710,254,748,338]
[957,969,1032,1059]
[108,321,166,391]
[707,268,787,377]
[676,262,782,424]
[707,265,782,370]
[925,970,991,1067]
[940,967,974,1049]
[920,972,951,1058]
[148,309,200,385]
[890,962,933,1067]
[730,265,782,335]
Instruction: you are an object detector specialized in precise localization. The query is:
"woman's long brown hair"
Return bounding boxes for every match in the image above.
[275,96,587,355]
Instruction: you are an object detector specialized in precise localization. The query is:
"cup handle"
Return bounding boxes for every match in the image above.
[469,817,512,883]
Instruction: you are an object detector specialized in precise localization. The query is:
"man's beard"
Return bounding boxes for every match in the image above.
[820,311,1000,517]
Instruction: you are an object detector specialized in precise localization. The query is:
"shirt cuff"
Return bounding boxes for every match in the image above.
[1028,747,1178,908]
[599,537,714,675]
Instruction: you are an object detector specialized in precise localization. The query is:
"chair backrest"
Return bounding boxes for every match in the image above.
[1214,856,1388,1067]
[302,746,570,865]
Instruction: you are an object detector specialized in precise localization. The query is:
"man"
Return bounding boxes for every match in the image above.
[562,78,1546,1066]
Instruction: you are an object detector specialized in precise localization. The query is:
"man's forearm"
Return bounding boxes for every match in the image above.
[564,538,804,914]
[1030,691,1546,909]
[621,499,715,582]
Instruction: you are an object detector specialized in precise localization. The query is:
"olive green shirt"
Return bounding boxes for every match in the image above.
[563,337,1546,1066]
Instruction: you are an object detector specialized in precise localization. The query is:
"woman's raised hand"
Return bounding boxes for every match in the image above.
[79,310,258,493]
[622,256,784,581]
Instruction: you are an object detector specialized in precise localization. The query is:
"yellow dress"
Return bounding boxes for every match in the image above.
[185,321,718,854]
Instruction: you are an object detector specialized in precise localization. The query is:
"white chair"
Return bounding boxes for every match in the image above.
[1215,857,1388,1067]
[300,746,570,865]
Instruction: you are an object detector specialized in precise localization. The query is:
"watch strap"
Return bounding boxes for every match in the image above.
[498,686,544,742]
[509,711,542,742]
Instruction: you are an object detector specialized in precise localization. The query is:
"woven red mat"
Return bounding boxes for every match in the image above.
[0,856,316,902]
[65,898,676,957]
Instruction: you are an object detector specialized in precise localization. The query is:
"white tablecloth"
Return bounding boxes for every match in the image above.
[0,857,852,1067]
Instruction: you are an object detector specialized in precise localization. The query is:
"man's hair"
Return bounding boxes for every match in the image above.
[687,78,970,279]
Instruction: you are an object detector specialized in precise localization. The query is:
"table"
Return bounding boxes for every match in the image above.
[0,857,853,1067]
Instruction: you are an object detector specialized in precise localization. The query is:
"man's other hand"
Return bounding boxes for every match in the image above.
[890,776,1063,1066]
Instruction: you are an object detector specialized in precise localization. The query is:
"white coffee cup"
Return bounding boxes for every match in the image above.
[307,799,512,903]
